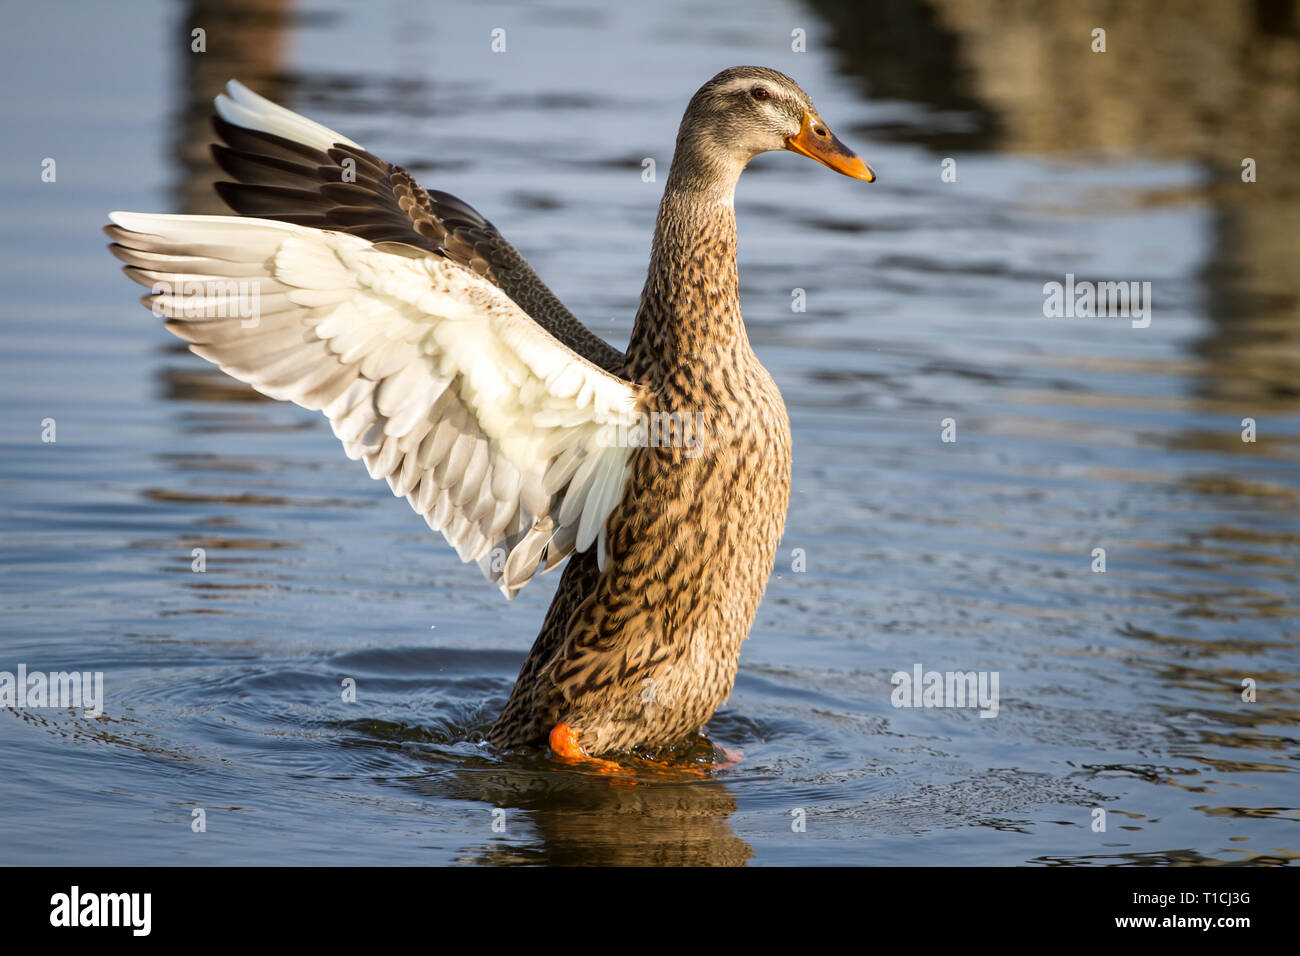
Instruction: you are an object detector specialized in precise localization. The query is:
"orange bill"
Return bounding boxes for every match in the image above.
[785,111,876,182]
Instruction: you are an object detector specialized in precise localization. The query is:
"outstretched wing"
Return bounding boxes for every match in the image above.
[106,211,642,598]
[208,79,626,374]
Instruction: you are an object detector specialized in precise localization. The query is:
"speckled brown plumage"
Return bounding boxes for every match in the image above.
[489,190,792,753]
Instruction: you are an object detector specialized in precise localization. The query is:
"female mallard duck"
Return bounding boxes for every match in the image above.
[106,66,873,760]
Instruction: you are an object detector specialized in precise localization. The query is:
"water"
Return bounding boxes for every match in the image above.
[1,0,1297,866]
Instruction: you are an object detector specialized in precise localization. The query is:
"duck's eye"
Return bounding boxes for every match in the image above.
[751,87,770,101]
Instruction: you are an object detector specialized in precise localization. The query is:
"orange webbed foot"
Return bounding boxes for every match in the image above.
[548,723,626,775]
[547,722,586,760]
[638,744,742,775]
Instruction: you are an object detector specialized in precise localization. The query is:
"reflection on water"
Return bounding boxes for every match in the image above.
[816,0,1300,413]
[0,0,1296,865]
[407,764,752,866]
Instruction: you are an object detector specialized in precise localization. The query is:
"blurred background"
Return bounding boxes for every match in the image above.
[0,0,1296,865]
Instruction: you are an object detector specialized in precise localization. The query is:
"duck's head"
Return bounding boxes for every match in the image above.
[671,66,875,193]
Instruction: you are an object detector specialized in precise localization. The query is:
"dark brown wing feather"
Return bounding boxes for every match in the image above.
[209,116,626,373]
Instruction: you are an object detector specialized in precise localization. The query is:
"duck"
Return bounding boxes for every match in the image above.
[106,66,874,761]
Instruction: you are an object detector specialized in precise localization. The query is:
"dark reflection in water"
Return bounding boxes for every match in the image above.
[172,0,299,216]
[0,0,1296,865]
[402,762,752,866]
[814,0,1300,412]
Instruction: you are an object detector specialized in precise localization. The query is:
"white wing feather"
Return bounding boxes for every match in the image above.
[107,210,640,598]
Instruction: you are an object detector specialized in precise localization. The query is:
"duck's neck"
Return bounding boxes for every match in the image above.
[627,155,750,380]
